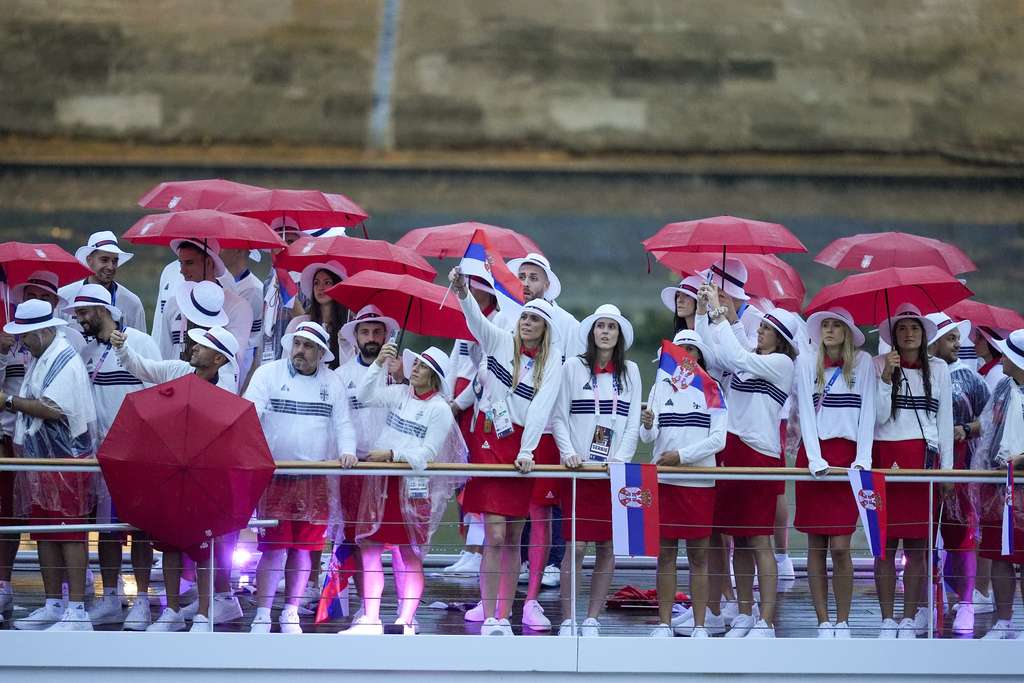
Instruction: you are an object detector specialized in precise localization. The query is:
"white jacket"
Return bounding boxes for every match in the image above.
[873,355,953,469]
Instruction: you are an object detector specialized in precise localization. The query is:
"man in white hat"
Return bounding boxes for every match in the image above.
[244,321,357,634]
[260,217,304,365]
[219,248,264,389]
[507,252,580,358]
[65,284,162,630]
[3,300,98,631]
[12,271,86,353]
[59,230,146,333]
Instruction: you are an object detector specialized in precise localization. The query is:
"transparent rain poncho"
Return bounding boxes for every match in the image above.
[972,376,1024,528]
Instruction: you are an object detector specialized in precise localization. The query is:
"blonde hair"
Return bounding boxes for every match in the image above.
[815,325,856,392]
[512,322,553,392]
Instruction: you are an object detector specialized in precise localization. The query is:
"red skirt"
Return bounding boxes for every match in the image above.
[462,419,532,518]
[794,439,858,536]
[364,477,411,546]
[258,519,326,552]
[934,444,976,551]
[873,439,930,540]
[531,435,561,507]
[559,478,611,541]
[660,484,715,540]
[978,483,1024,563]
[713,433,784,537]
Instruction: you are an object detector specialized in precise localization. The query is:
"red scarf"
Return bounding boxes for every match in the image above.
[413,388,438,401]
[594,361,616,374]
[521,345,539,359]
[824,356,844,368]
[979,358,999,376]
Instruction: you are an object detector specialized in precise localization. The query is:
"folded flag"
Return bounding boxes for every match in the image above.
[849,469,887,559]
[316,542,358,624]
[609,462,660,557]
[657,340,726,410]
[275,267,299,307]
[459,229,524,316]
[1003,461,1015,556]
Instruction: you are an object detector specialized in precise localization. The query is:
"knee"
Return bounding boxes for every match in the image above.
[486,528,508,547]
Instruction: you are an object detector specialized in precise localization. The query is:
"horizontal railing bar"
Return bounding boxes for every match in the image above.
[2,519,280,535]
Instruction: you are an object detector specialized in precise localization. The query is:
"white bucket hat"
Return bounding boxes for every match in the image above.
[3,300,67,335]
[878,302,938,348]
[299,261,347,300]
[519,298,558,340]
[75,230,134,267]
[699,257,749,301]
[304,226,347,238]
[994,329,1024,372]
[62,283,123,322]
[340,305,400,347]
[760,307,802,353]
[270,216,302,239]
[186,326,239,370]
[671,328,712,365]
[170,238,227,278]
[660,274,703,313]
[973,325,1007,347]
[806,306,865,348]
[175,281,228,328]
[926,312,971,347]
[578,303,634,350]
[282,320,335,363]
[402,346,450,386]
[11,271,66,306]
[507,252,561,301]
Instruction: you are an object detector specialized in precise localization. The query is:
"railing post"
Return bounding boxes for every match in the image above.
[208,534,216,633]
[927,480,934,639]
[570,474,577,636]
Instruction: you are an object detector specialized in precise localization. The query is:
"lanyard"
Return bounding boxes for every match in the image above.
[815,367,843,413]
[89,345,113,384]
[591,372,620,420]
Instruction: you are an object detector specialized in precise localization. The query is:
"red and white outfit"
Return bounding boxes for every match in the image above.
[552,357,642,540]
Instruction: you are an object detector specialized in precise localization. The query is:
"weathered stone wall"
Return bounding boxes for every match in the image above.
[2,1,1022,160]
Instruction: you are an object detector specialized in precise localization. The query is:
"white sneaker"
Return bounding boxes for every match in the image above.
[746,618,775,638]
[579,617,600,637]
[182,594,244,624]
[541,565,560,588]
[123,597,152,631]
[45,606,93,632]
[13,602,65,630]
[691,626,710,638]
[973,588,995,614]
[279,609,302,634]
[521,599,551,630]
[913,606,933,636]
[650,623,673,637]
[952,603,975,635]
[459,552,482,576]
[189,614,213,632]
[878,618,899,639]
[464,600,485,622]
[833,621,852,639]
[776,555,796,582]
[982,619,1017,640]
[394,618,417,635]
[340,614,383,635]
[297,584,321,615]
[558,619,574,636]
[87,594,124,625]
[146,607,186,632]
[250,612,272,633]
[897,617,917,639]
[720,601,739,626]
[517,562,529,584]
[442,551,472,573]
[704,610,726,636]
[481,616,506,636]
[670,605,694,629]
[497,617,515,636]
[817,621,835,638]
[725,613,755,638]
[0,582,13,612]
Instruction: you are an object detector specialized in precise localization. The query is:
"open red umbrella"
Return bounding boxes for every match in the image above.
[642,215,806,255]
[397,221,541,259]
[273,235,436,282]
[137,179,266,212]
[122,209,287,250]
[814,231,976,275]
[652,251,806,309]
[326,270,473,343]
[216,188,369,230]
[804,265,973,324]
[947,299,1024,332]
[0,242,93,286]
[97,374,275,551]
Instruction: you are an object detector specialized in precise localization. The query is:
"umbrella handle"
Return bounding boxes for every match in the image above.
[395,297,413,350]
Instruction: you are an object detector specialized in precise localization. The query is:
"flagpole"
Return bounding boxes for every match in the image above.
[438,282,454,310]
[927,481,934,639]
[571,476,577,636]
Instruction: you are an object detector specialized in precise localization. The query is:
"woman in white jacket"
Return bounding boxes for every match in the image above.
[641,329,726,638]
[553,304,641,637]
[794,308,876,639]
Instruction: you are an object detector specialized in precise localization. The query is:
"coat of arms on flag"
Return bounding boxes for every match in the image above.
[609,463,660,557]
[848,469,887,559]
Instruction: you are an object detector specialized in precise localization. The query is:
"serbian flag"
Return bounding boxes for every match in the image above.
[849,469,887,559]
[657,340,726,410]
[609,463,660,557]
[275,267,300,307]
[459,229,524,316]
[315,542,358,624]
[1002,461,1015,556]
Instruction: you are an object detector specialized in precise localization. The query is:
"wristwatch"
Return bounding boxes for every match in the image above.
[3,395,14,412]
[963,423,972,438]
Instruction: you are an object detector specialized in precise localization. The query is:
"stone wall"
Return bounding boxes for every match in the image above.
[2,0,1022,160]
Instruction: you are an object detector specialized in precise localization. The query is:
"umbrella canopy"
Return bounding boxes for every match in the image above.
[326,270,473,341]
[396,221,541,259]
[642,215,807,255]
[814,231,976,275]
[947,299,1024,332]
[216,189,369,229]
[0,242,93,286]
[273,235,436,282]
[122,209,288,250]
[653,251,805,310]
[97,374,275,551]
[137,179,266,212]
[804,265,973,324]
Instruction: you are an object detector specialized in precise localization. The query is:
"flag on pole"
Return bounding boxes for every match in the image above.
[275,267,300,307]
[609,463,660,557]
[459,229,525,315]
[315,542,358,624]
[848,469,887,559]
[1002,461,1015,556]
[657,340,726,410]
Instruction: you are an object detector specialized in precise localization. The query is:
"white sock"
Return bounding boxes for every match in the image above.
[281,604,298,616]
[255,607,271,620]
[68,601,85,611]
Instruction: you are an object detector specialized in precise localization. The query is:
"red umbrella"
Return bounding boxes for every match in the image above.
[396,221,541,259]
[97,374,275,551]
[137,179,266,212]
[652,251,806,309]
[814,231,976,275]
[0,242,93,286]
[273,235,436,282]
[122,209,287,250]
[326,270,473,342]
[947,299,1024,332]
[642,215,807,255]
[216,188,369,230]
[804,265,973,324]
